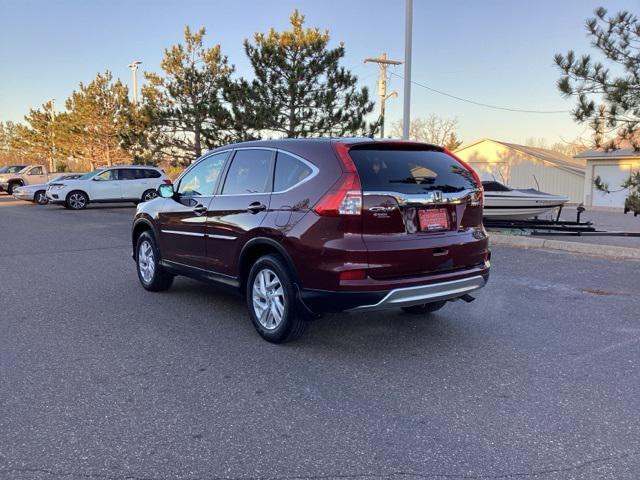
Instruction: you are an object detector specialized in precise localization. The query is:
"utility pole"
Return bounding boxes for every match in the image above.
[402,0,413,140]
[364,53,402,138]
[128,60,142,105]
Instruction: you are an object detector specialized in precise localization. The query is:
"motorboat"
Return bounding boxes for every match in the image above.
[482,181,570,220]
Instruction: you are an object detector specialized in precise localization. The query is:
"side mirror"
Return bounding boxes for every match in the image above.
[158,183,174,198]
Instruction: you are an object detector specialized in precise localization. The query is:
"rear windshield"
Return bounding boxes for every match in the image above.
[349,147,476,194]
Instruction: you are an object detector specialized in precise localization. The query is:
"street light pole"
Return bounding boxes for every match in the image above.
[402,0,413,140]
[128,61,142,105]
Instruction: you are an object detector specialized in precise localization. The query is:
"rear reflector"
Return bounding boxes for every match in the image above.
[339,269,367,281]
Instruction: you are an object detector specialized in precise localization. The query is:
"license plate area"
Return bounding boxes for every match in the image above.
[418,207,450,232]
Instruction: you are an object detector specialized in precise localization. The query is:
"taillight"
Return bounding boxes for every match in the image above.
[313,143,362,216]
[444,148,483,206]
[163,179,172,184]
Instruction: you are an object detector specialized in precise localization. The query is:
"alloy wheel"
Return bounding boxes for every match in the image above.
[143,191,158,202]
[138,240,155,283]
[69,193,86,209]
[36,192,47,204]
[252,268,285,330]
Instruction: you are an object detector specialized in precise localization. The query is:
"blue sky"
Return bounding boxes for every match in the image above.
[0,0,637,145]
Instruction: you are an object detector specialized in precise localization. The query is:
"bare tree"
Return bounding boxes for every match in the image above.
[390,115,462,150]
[524,136,589,157]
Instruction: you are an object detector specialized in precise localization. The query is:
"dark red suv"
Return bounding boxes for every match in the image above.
[132,138,490,342]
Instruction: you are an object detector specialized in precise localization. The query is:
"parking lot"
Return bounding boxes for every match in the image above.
[1,194,639,479]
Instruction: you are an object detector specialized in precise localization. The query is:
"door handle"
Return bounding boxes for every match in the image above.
[193,204,207,215]
[247,202,266,214]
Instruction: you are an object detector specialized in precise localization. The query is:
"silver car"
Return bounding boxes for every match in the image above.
[12,174,83,204]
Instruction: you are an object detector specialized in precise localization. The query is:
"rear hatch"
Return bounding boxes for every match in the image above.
[347,143,486,280]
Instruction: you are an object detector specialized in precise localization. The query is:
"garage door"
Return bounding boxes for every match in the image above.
[592,164,632,207]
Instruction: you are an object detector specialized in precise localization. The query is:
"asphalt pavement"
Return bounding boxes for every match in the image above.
[1,195,639,479]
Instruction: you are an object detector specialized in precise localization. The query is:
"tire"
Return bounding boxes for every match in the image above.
[34,190,48,205]
[141,189,158,202]
[135,231,174,292]
[246,254,306,343]
[7,182,22,195]
[65,190,89,210]
[402,301,447,315]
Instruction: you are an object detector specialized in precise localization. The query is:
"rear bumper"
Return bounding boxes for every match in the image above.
[300,262,490,313]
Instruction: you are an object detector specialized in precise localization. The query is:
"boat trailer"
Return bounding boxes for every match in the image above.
[484,205,640,237]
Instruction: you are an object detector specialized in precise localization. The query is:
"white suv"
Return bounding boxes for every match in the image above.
[46,166,170,210]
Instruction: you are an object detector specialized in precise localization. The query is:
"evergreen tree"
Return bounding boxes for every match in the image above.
[554,7,640,213]
[64,71,133,168]
[555,7,639,148]
[143,26,235,165]
[0,121,21,166]
[229,10,374,138]
[13,101,60,171]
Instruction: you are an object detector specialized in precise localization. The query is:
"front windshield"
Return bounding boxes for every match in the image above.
[77,169,104,180]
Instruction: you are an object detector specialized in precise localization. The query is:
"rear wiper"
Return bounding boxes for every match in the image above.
[389,176,436,184]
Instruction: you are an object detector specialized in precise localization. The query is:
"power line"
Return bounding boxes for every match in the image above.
[389,71,571,115]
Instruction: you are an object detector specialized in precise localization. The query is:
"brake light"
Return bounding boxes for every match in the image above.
[163,179,172,184]
[313,143,362,216]
[444,148,483,206]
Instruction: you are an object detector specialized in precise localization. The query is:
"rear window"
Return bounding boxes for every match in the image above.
[348,147,476,194]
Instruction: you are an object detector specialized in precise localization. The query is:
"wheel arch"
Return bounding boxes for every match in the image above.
[132,218,156,257]
[238,237,300,291]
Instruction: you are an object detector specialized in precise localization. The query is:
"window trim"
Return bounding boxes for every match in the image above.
[174,146,319,198]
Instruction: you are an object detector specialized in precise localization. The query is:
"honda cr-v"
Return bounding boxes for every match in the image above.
[132,138,490,342]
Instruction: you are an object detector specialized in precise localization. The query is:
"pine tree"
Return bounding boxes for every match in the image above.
[0,121,21,166]
[229,10,374,138]
[64,71,133,168]
[554,7,640,213]
[13,101,60,171]
[143,26,235,165]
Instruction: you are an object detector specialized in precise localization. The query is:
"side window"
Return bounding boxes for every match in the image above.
[178,151,229,196]
[144,169,161,178]
[118,169,136,180]
[29,166,43,175]
[274,152,313,192]
[222,149,273,195]
[94,169,116,181]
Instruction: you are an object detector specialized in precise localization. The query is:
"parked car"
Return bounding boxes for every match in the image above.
[0,165,29,194]
[12,174,84,204]
[0,164,82,195]
[46,166,170,209]
[131,138,490,343]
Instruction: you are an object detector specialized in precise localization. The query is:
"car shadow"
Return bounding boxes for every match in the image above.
[163,277,466,353]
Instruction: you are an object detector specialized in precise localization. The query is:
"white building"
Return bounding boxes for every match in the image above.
[455,139,586,204]
[576,149,640,208]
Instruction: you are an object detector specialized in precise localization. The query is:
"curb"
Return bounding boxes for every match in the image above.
[489,233,640,260]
